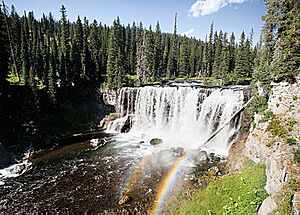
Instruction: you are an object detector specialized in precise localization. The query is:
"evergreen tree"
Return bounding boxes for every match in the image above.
[145,26,155,81]
[207,23,214,76]
[21,15,31,86]
[136,30,147,84]
[229,32,236,73]
[9,4,22,81]
[220,33,230,81]
[59,5,70,87]
[129,22,137,75]
[212,31,223,78]
[201,36,209,77]
[106,17,125,88]
[153,21,162,80]
[179,36,189,77]
[167,13,178,79]
[0,4,10,90]
[234,31,248,82]
[89,19,101,82]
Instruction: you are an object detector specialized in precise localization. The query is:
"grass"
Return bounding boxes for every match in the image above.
[177,160,267,215]
[272,192,293,215]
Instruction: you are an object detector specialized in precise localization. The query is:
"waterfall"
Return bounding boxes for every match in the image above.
[108,86,245,155]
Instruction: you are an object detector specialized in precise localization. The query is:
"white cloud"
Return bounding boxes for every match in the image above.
[189,0,248,17]
[181,28,195,37]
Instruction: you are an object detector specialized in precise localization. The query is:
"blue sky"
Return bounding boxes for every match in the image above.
[5,0,265,43]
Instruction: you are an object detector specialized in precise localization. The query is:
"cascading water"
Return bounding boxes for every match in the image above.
[108,85,245,155]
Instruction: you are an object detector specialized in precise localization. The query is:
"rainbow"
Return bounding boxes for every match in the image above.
[119,155,150,199]
[151,152,189,215]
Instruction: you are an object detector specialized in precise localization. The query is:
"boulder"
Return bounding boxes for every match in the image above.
[193,150,209,164]
[258,197,277,215]
[150,138,163,146]
[172,147,185,157]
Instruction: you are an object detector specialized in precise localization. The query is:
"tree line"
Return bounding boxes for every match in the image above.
[1,1,299,96]
[0,4,257,95]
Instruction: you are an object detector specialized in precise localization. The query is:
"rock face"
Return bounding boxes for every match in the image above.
[101,89,117,106]
[99,114,120,130]
[0,143,14,168]
[244,76,300,214]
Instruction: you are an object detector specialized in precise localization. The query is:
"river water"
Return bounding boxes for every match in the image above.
[0,85,247,214]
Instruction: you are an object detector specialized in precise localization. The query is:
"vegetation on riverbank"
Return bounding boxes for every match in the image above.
[175,160,267,214]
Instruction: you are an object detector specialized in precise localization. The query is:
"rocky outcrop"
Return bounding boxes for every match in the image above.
[101,89,117,106]
[244,76,300,214]
[99,114,120,130]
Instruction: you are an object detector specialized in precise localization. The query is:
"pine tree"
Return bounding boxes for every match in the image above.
[201,36,209,77]
[179,36,189,77]
[153,21,162,80]
[9,4,22,81]
[106,17,125,88]
[82,19,95,85]
[59,5,70,87]
[136,31,147,85]
[234,31,248,83]
[220,33,230,81]
[48,36,57,102]
[162,36,170,78]
[0,4,10,90]
[167,13,178,79]
[130,22,137,75]
[229,32,236,73]
[271,0,300,79]
[212,31,223,78]
[89,19,101,82]
[189,40,197,77]
[207,23,214,76]
[21,15,31,86]
[145,26,155,81]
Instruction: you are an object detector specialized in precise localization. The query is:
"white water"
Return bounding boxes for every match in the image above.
[0,151,32,186]
[108,86,245,156]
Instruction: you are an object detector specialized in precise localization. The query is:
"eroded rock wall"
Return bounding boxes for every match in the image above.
[244,76,300,214]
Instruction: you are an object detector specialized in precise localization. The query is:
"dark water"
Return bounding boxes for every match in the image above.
[0,133,199,214]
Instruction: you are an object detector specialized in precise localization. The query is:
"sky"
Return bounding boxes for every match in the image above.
[4,0,266,44]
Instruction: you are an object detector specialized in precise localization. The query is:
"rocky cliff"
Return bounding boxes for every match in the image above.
[244,76,300,214]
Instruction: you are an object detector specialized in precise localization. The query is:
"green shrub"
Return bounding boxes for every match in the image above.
[259,110,275,123]
[249,95,269,116]
[287,118,298,131]
[267,119,288,138]
[286,137,297,145]
[294,148,300,164]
